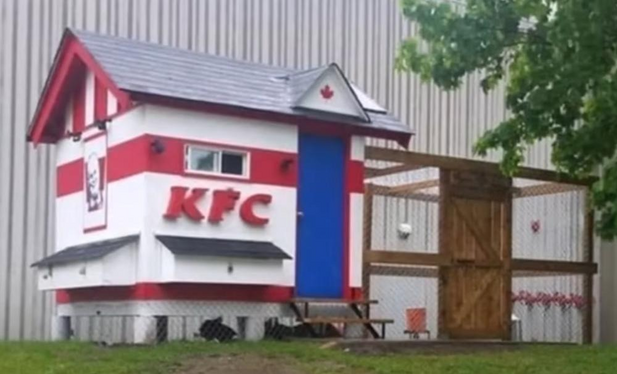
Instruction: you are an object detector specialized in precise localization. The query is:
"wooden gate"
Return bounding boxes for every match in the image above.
[439,169,512,340]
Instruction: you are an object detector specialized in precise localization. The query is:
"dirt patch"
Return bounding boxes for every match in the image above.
[171,354,308,374]
[331,340,537,356]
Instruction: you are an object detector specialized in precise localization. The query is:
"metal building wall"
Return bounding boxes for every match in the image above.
[0,0,558,340]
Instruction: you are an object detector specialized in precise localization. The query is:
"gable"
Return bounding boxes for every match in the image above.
[293,65,370,122]
[62,70,122,136]
[28,29,130,145]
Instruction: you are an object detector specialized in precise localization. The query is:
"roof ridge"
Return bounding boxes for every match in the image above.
[284,64,330,78]
[68,27,298,74]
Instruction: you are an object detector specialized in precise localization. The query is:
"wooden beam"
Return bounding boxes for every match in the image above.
[511,258,597,274]
[388,179,439,194]
[364,250,449,267]
[513,183,585,198]
[368,266,583,279]
[513,270,587,278]
[370,184,440,202]
[366,146,597,186]
[368,265,438,278]
[365,164,424,178]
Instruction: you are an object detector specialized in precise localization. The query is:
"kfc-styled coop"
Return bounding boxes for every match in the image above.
[29,29,411,343]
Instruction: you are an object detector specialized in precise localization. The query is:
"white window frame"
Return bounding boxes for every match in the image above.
[184,144,250,179]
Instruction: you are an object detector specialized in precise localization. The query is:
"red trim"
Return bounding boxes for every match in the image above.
[350,287,363,301]
[342,136,351,299]
[57,160,83,197]
[56,283,294,304]
[28,31,131,144]
[94,76,108,121]
[106,135,149,183]
[128,92,412,147]
[147,135,298,187]
[72,77,86,133]
[348,160,364,194]
[30,40,83,144]
[83,225,107,233]
[57,134,297,197]
[178,138,297,187]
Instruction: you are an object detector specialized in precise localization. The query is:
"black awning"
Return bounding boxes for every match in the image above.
[156,235,292,260]
[31,235,139,267]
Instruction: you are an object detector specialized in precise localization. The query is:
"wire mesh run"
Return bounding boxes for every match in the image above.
[512,178,588,262]
[61,302,297,345]
[363,149,595,343]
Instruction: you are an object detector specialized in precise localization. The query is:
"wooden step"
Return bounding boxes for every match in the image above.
[301,317,394,325]
[291,298,378,305]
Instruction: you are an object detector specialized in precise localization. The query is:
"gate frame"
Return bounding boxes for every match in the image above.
[363,147,598,343]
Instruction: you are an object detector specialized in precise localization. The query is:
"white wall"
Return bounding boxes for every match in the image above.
[55,175,145,250]
[38,242,137,290]
[170,255,288,286]
[55,106,147,166]
[140,105,299,285]
[143,105,298,153]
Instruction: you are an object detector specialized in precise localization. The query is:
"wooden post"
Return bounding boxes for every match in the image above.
[501,193,513,341]
[362,184,374,339]
[437,169,450,339]
[583,190,594,344]
[362,183,374,302]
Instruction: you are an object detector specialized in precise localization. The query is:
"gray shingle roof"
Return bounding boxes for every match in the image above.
[31,235,139,267]
[157,235,292,260]
[70,29,411,138]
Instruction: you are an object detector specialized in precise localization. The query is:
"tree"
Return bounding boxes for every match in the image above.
[396,0,617,238]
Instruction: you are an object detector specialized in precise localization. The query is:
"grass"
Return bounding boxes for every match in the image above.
[1,341,616,374]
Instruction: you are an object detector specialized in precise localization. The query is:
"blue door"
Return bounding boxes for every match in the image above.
[296,133,345,298]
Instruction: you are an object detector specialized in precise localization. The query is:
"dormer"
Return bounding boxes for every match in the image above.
[291,64,370,122]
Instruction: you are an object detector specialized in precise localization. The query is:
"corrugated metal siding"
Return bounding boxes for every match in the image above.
[0,0,555,340]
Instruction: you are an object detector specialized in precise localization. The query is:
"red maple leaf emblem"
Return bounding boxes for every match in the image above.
[320,85,334,100]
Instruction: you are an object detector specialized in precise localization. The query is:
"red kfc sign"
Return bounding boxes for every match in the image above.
[163,186,272,226]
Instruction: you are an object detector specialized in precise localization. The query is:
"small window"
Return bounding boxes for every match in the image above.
[185,145,248,177]
[221,151,245,175]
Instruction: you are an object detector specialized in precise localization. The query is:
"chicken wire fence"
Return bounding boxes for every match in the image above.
[363,157,594,343]
[61,302,309,345]
[511,179,591,343]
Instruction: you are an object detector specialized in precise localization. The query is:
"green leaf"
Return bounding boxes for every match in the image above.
[398,0,617,238]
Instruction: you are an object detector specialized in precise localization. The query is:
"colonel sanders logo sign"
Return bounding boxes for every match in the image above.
[83,133,107,231]
[86,153,104,211]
